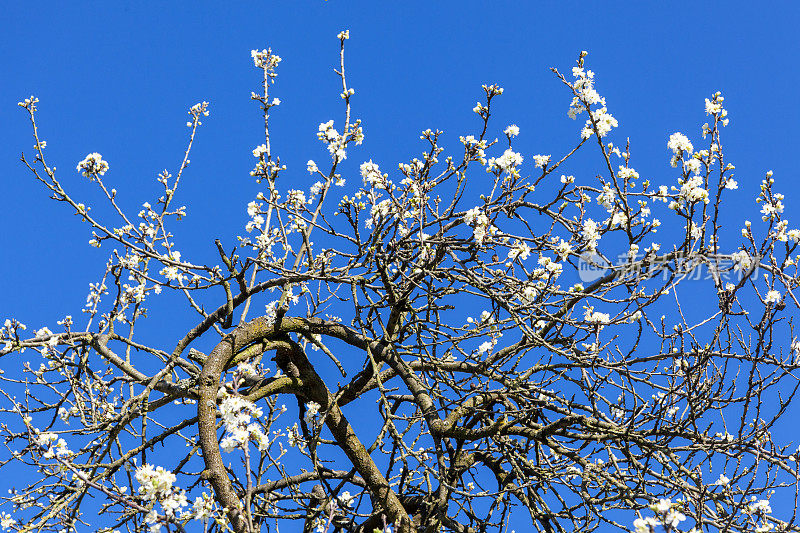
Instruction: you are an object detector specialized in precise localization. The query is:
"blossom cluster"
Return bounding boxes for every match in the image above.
[463,207,498,245]
[317,119,364,163]
[158,250,187,283]
[251,48,282,70]
[76,152,109,180]
[218,395,269,452]
[34,431,72,459]
[487,148,523,176]
[583,306,610,326]
[581,219,601,250]
[568,60,618,139]
[135,463,188,528]
[361,160,387,188]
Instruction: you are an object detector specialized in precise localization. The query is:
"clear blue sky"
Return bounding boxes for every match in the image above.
[3,2,799,322]
[2,1,799,530]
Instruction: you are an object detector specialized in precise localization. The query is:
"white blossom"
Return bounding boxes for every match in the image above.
[135,464,177,501]
[705,97,723,115]
[304,401,321,424]
[192,493,215,520]
[508,240,531,261]
[251,49,281,69]
[581,219,601,250]
[584,108,618,139]
[617,166,639,181]
[731,250,753,272]
[338,491,354,507]
[489,149,524,173]
[668,132,693,155]
[0,512,15,529]
[532,154,550,168]
[748,498,772,515]
[76,153,109,179]
[252,144,267,158]
[366,199,393,229]
[714,474,731,486]
[584,306,610,325]
[678,175,709,205]
[555,239,572,260]
[764,290,781,305]
[477,340,494,354]
[361,160,385,187]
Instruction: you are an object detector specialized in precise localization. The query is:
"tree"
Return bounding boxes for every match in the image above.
[2,31,799,533]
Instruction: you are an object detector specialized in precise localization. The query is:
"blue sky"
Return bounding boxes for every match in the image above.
[2,1,800,530]
[3,2,800,321]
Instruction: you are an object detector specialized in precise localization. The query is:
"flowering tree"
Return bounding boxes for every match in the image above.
[2,32,800,533]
